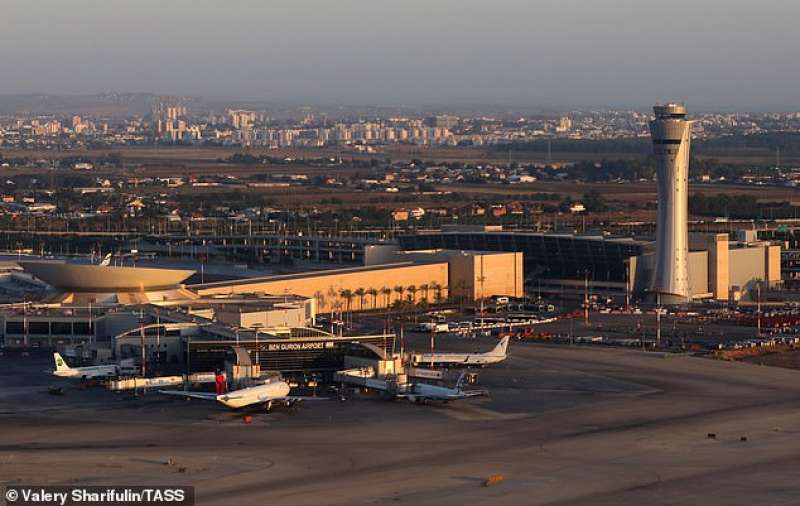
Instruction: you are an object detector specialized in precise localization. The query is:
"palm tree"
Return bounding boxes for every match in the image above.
[340,289,354,326]
[406,285,418,303]
[431,281,443,305]
[380,286,393,332]
[419,283,430,304]
[381,286,392,310]
[393,285,405,304]
[393,285,406,316]
[367,288,379,309]
[354,287,366,312]
[331,299,344,335]
[326,286,339,324]
[313,289,326,314]
[406,285,418,322]
[327,286,338,304]
[456,280,468,312]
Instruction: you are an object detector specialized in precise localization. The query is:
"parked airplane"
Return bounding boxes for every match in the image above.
[397,372,488,403]
[410,336,510,367]
[51,352,119,379]
[159,377,324,412]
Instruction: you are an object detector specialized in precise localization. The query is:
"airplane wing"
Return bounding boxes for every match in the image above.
[158,390,218,401]
[215,395,331,408]
[394,394,420,400]
[460,389,489,398]
[272,396,329,402]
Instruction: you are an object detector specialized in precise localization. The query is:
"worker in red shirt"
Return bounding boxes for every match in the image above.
[214,369,226,395]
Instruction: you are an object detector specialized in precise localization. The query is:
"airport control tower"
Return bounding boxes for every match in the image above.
[650,103,692,304]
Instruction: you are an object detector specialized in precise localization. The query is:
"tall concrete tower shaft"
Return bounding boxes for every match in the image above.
[650,103,692,303]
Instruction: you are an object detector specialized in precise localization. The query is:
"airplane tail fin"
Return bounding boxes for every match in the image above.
[455,371,468,391]
[492,336,510,356]
[53,353,71,372]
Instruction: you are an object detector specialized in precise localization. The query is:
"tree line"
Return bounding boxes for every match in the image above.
[689,194,798,220]
[495,133,800,156]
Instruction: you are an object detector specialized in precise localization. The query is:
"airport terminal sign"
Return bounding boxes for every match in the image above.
[266,341,335,352]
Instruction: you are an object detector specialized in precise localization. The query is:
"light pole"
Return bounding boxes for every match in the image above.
[757,280,762,338]
[430,324,435,369]
[139,308,146,377]
[625,261,630,312]
[583,270,590,327]
[251,323,264,368]
[185,333,192,389]
[656,292,661,349]
[569,317,574,346]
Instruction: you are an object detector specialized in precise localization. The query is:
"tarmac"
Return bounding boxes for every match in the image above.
[2,337,800,505]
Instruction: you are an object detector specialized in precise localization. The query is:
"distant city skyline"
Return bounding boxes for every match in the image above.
[3,0,800,111]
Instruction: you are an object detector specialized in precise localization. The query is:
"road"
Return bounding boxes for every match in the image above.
[2,340,800,505]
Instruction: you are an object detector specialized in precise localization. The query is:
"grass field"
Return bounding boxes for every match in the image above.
[5,143,792,166]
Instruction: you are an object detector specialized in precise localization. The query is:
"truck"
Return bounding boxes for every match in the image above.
[417,322,450,333]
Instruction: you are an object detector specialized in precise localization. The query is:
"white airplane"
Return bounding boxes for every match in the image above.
[159,377,324,412]
[51,352,119,380]
[397,371,488,403]
[411,336,510,367]
[98,253,112,267]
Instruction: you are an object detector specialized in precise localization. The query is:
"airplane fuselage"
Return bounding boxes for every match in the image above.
[409,383,461,401]
[413,353,505,367]
[411,336,509,368]
[216,381,291,409]
[53,366,118,379]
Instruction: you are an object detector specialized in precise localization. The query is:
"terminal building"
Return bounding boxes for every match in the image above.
[18,261,197,305]
[398,228,642,286]
[192,248,523,312]
[399,226,780,303]
[631,230,780,301]
[0,247,521,372]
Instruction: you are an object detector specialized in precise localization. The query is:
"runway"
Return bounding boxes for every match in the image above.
[2,341,800,505]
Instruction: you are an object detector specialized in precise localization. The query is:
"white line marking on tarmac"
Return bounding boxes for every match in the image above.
[436,404,529,421]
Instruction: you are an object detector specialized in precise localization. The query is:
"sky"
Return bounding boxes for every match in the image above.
[2,0,799,111]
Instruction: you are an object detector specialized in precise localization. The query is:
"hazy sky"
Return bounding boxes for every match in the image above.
[2,0,799,110]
